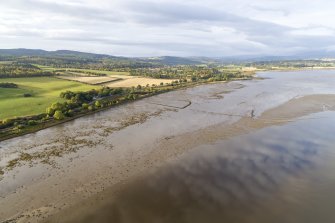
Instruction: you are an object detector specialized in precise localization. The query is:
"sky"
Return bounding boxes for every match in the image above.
[1,0,335,57]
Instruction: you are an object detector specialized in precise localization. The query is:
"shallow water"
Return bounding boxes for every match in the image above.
[83,111,335,223]
[55,70,335,223]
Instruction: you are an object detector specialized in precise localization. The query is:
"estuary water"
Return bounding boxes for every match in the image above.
[2,70,335,223]
[46,70,335,223]
[76,111,335,223]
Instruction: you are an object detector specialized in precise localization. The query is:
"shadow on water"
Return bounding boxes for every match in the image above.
[64,112,335,223]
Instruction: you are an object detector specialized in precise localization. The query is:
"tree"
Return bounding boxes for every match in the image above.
[28,120,38,126]
[224,74,229,81]
[46,107,55,116]
[0,82,18,88]
[53,110,65,120]
[82,103,89,109]
[51,102,64,111]
[95,100,102,108]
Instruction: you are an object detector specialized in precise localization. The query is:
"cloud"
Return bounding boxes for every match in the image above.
[0,0,334,57]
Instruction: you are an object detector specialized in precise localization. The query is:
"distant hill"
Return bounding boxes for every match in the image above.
[1,48,335,66]
[0,49,207,65]
[145,56,204,65]
[0,49,116,59]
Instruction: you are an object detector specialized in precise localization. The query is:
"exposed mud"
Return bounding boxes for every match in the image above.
[2,70,335,222]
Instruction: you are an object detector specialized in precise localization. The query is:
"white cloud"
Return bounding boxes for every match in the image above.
[0,0,334,57]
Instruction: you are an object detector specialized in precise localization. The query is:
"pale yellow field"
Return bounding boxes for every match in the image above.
[57,76,121,85]
[105,77,176,88]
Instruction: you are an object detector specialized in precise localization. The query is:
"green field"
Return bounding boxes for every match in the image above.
[0,77,98,120]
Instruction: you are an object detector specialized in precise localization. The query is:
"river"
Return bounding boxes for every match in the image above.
[1,70,335,222]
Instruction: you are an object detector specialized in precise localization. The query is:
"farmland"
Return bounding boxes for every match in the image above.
[105,77,176,88]
[57,75,122,85]
[0,65,178,120]
[0,77,97,120]
[40,66,177,87]
[0,53,255,141]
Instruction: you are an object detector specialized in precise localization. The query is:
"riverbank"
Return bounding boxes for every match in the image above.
[0,77,252,142]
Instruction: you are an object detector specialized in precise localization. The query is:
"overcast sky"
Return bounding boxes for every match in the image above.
[1,0,335,57]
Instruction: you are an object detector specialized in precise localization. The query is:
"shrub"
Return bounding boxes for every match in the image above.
[53,110,65,120]
[3,118,14,125]
[14,124,24,130]
[27,120,38,126]
[0,82,18,88]
[46,107,55,116]
[67,109,74,117]
[82,103,89,109]
[23,93,32,97]
[50,102,64,111]
[95,100,102,108]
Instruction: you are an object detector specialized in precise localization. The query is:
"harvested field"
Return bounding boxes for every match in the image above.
[105,77,176,88]
[58,76,122,85]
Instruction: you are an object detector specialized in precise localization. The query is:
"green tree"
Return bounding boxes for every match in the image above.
[46,107,55,116]
[27,120,37,126]
[82,103,89,109]
[54,110,65,120]
[95,100,102,108]
[51,102,64,111]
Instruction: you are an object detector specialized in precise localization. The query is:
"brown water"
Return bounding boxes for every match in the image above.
[2,70,335,222]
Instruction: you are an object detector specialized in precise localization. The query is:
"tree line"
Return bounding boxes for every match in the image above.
[0,82,18,88]
[0,62,54,78]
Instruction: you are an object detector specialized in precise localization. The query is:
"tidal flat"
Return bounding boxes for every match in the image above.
[1,70,335,222]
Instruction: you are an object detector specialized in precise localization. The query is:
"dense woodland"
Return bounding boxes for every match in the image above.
[0,62,53,78]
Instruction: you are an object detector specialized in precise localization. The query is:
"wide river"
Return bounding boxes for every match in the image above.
[1,70,335,222]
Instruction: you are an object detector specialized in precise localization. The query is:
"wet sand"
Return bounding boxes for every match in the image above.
[44,94,335,223]
[1,70,335,222]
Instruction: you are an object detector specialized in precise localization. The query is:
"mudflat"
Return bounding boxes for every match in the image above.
[1,70,335,223]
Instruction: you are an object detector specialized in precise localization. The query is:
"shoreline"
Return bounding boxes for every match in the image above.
[2,67,335,142]
[254,67,335,73]
[2,93,335,223]
[0,77,252,142]
[1,68,335,222]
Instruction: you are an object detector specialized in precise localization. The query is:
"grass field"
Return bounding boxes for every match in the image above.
[0,77,98,120]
